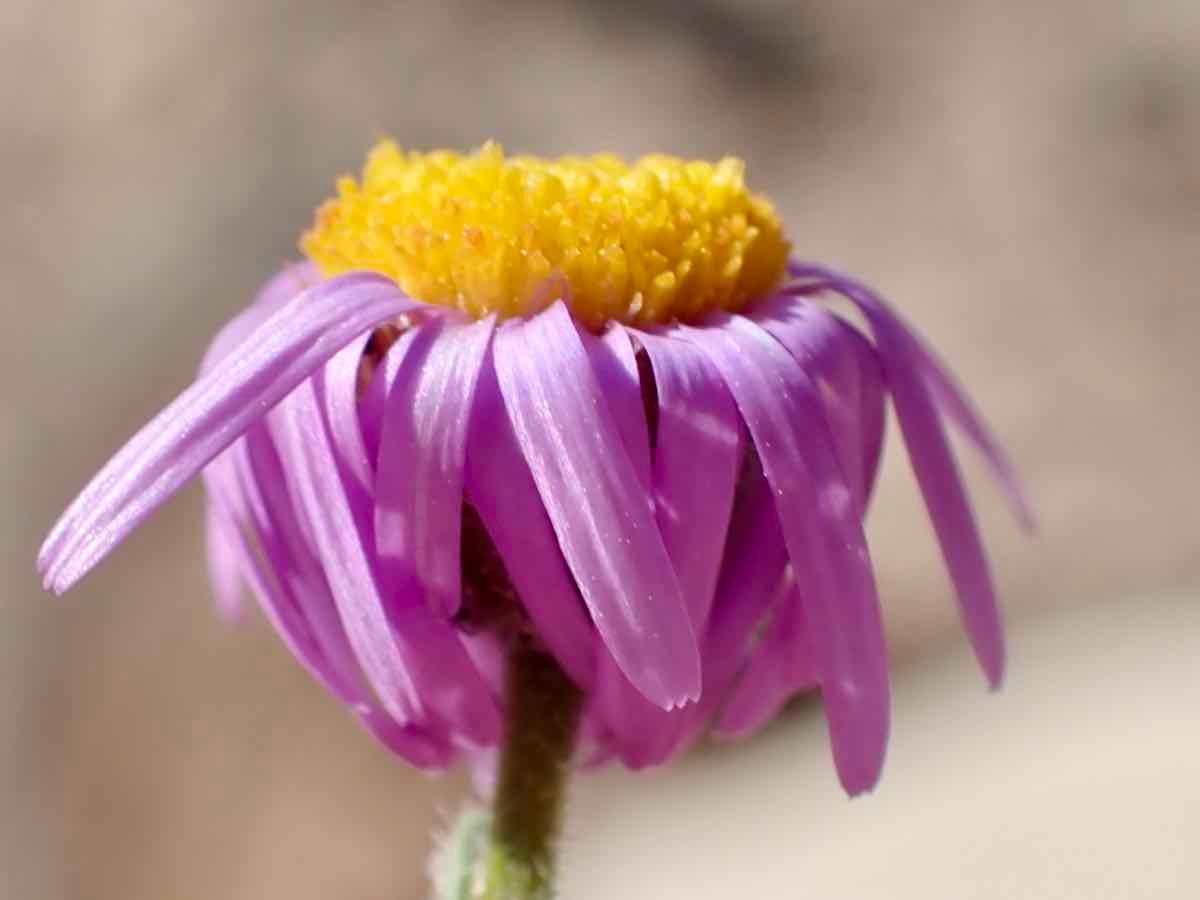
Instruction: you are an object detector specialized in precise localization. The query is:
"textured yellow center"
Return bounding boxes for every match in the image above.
[301,140,790,327]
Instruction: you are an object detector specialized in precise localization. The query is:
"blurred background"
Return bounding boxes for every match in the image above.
[2,1,1198,897]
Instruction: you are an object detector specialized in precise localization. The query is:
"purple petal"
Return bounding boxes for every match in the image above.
[752,297,878,509]
[318,331,378,499]
[335,324,503,744]
[626,458,790,765]
[40,272,420,593]
[681,313,890,794]
[199,262,318,375]
[634,327,743,625]
[591,327,744,767]
[204,453,357,706]
[584,325,652,489]
[238,420,365,698]
[273,377,424,723]
[203,497,245,622]
[580,324,664,762]
[203,412,457,767]
[464,355,597,689]
[357,712,454,770]
[360,327,423,469]
[375,316,495,617]
[914,340,1036,530]
[492,301,700,710]
[787,263,1009,686]
[713,578,816,739]
[786,261,1035,531]
[848,326,887,504]
[274,375,500,747]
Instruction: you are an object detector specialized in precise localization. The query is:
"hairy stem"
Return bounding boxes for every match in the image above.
[481,639,583,899]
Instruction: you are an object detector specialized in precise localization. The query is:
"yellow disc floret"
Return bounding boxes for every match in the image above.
[301,140,790,328]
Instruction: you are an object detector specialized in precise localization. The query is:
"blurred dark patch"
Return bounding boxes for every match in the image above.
[555,0,818,87]
[1085,56,1200,216]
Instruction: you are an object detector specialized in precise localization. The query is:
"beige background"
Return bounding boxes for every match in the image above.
[2,1,1197,898]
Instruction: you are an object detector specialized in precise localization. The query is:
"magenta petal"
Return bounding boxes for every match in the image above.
[343,324,502,745]
[40,272,420,593]
[636,327,744,625]
[714,579,816,739]
[375,316,495,617]
[238,421,365,698]
[203,496,245,622]
[581,324,666,762]
[205,453,357,705]
[583,325,652,489]
[248,260,320,312]
[788,263,1008,686]
[699,463,790,702]
[913,339,1036,530]
[633,459,789,764]
[360,327,423,470]
[847,326,887,504]
[319,331,378,499]
[591,327,744,767]
[464,355,597,689]
[273,378,423,724]
[240,417,468,757]
[380,601,502,748]
[752,297,876,509]
[681,314,890,794]
[357,711,453,770]
[493,302,700,709]
[199,262,318,375]
[787,261,1034,530]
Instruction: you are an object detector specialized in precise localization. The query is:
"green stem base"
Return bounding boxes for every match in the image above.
[437,640,583,900]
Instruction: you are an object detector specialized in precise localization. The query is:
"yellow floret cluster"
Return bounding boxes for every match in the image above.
[301,140,790,328]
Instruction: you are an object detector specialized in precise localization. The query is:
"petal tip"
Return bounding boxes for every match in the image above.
[834,745,886,797]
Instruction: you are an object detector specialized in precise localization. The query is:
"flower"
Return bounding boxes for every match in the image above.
[38,142,1031,794]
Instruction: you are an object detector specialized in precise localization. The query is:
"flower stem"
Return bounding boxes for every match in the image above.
[481,638,583,900]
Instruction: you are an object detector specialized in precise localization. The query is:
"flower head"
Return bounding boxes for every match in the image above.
[38,142,1031,794]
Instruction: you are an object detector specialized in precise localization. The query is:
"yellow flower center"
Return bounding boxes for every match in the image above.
[301,140,790,327]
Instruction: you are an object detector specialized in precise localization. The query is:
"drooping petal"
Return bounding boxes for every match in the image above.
[786,261,1035,530]
[633,327,743,626]
[581,325,664,762]
[655,457,791,761]
[464,355,597,689]
[359,327,423,469]
[787,263,1009,686]
[583,325,652,489]
[203,498,245,622]
[40,272,421,593]
[375,316,495,617]
[318,330,379,500]
[493,301,700,710]
[336,324,504,747]
[199,262,318,375]
[239,420,364,697]
[199,435,249,621]
[209,450,452,769]
[681,313,889,794]
[848,326,887,504]
[713,577,816,739]
[238,416,462,764]
[915,343,1036,530]
[204,461,356,706]
[357,711,454,770]
[378,599,502,748]
[752,297,875,509]
[272,377,424,724]
[590,326,744,767]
